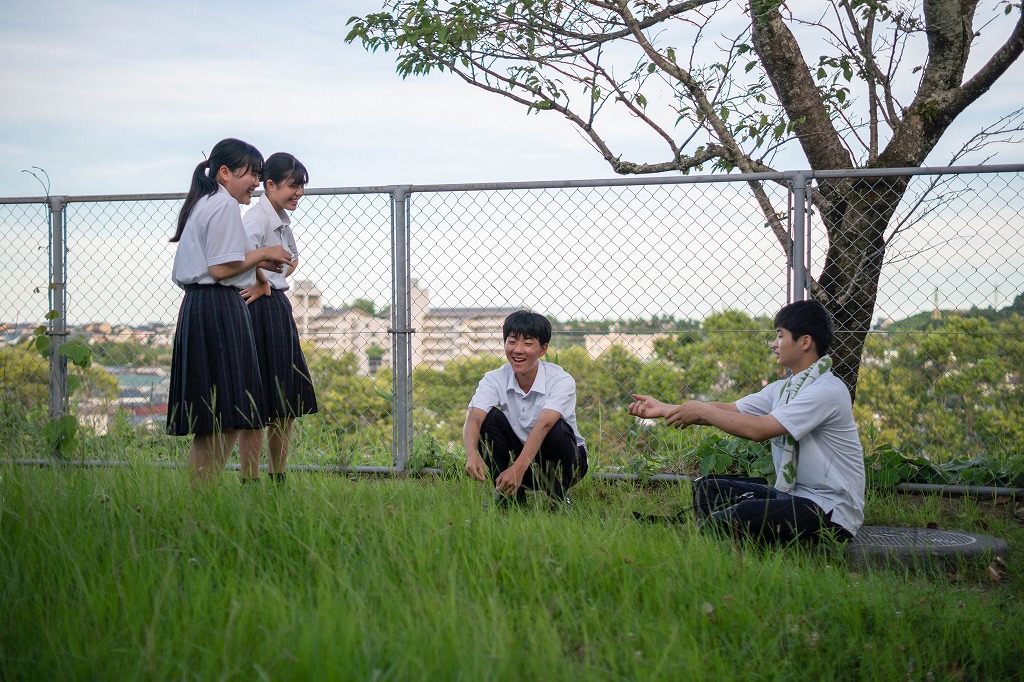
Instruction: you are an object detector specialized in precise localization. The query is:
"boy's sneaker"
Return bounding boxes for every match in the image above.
[548,494,573,512]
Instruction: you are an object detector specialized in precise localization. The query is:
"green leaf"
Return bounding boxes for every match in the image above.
[34,334,49,357]
[43,415,79,456]
[59,339,92,368]
[45,310,60,320]
[67,374,82,393]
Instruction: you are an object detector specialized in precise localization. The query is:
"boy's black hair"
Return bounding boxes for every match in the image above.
[502,310,552,345]
[774,299,834,357]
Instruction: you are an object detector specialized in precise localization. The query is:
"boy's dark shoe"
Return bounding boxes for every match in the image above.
[493,492,526,510]
[632,506,692,524]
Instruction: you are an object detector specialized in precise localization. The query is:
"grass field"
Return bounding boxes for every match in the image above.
[1,463,1021,681]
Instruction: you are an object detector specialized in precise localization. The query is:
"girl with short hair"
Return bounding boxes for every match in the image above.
[237,152,319,483]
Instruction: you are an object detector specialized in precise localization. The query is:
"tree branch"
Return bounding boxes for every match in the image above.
[750,1,853,170]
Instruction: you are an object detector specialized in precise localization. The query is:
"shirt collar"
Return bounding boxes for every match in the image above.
[257,194,289,230]
[506,361,548,397]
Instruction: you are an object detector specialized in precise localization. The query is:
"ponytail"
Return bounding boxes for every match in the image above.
[171,160,216,242]
[170,139,264,243]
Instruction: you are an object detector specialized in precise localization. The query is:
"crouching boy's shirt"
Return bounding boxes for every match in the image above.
[469,361,585,449]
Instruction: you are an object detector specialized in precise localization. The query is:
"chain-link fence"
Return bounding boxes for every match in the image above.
[2,166,1022,473]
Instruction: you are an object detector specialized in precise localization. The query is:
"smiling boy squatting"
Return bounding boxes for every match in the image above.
[463,310,589,506]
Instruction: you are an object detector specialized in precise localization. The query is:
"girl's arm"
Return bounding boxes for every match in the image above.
[240,267,272,303]
[209,244,291,281]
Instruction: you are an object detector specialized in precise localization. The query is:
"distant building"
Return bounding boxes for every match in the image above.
[0,322,41,347]
[418,306,518,370]
[286,279,518,374]
[583,332,661,361]
[286,278,672,374]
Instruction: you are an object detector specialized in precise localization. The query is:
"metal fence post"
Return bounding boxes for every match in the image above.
[47,196,68,440]
[391,187,414,471]
[790,172,809,301]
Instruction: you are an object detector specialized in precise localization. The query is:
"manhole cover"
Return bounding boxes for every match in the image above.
[855,526,980,548]
[845,526,1007,568]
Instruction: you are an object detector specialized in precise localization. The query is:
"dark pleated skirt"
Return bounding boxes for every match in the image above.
[166,285,267,436]
[247,287,318,419]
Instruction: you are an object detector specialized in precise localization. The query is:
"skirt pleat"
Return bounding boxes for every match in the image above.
[247,288,319,419]
[166,285,267,436]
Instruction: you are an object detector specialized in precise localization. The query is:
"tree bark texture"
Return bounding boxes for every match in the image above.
[753,1,1022,400]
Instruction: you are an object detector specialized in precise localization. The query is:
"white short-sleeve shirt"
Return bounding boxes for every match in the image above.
[468,361,585,448]
[735,371,865,535]
[242,194,299,291]
[171,185,255,289]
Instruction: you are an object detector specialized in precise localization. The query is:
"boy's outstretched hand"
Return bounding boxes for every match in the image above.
[628,394,671,419]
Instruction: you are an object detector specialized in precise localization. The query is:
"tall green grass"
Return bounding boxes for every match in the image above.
[1,465,1021,680]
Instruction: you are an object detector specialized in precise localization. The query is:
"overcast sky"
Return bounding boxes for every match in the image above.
[4,1,1023,199]
[2,1,1023,326]
[1,0,621,197]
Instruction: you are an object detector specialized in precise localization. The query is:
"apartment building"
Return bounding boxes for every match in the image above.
[287,278,516,374]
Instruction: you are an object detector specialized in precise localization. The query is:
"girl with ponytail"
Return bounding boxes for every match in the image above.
[166,138,294,483]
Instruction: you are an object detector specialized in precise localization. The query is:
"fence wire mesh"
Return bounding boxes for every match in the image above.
[808,171,1024,464]
[407,181,790,472]
[0,201,51,427]
[2,167,1022,475]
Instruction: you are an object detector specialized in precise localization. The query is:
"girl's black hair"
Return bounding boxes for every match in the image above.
[262,152,309,189]
[502,310,552,345]
[170,138,263,242]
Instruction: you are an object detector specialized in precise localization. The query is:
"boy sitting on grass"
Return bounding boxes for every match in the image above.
[629,300,864,543]
[463,310,588,507]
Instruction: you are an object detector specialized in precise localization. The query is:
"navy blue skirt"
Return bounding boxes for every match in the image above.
[247,287,318,419]
[166,285,267,436]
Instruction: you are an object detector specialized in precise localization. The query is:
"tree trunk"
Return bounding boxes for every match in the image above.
[814,175,910,401]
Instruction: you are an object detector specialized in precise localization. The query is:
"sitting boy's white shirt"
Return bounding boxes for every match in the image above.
[468,361,585,448]
[735,371,865,535]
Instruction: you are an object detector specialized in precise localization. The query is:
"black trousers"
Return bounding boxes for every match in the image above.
[692,476,852,544]
[480,408,588,500]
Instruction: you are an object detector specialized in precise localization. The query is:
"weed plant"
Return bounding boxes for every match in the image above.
[1,465,1021,680]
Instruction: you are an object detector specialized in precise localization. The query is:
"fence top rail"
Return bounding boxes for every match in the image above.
[0,185,400,205]
[3,163,1022,204]
[809,163,1024,180]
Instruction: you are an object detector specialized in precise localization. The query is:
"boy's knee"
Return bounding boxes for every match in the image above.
[481,407,512,433]
[540,418,576,448]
